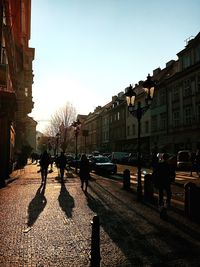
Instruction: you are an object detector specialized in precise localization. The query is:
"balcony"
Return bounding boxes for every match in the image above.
[0,64,17,115]
[0,90,17,116]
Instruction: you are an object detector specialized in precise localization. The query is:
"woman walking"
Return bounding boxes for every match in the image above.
[40,150,51,184]
[79,154,90,192]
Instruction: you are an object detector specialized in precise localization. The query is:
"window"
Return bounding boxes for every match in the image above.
[127,126,130,136]
[159,89,166,105]
[105,117,108,126]
[172,86,180,102]
[182,54,191,69]
[151,115,158,132]
[197,103,200,123]
[160,113,166,130]
[151,93,157,108]
[25,88,28,97]
[117,111,120,120]
[145,121,149,133]
[195,44,200,63]
[183,79,191,97]
[132,124,136,135]
[173,110,180,128]
[184,107,192,125]
[197,74,200,92]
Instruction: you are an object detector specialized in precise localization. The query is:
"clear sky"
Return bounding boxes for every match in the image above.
[29,0,200,132]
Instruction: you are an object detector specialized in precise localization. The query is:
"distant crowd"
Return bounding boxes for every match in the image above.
[31,151,90,192]
[30,148,200,210]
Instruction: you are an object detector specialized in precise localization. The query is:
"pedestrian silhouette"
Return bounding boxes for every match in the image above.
[56,152,67,181]
[39,150,51,184]
[151,152,159,171]
[152,153,176,208]
[79,154,90,192]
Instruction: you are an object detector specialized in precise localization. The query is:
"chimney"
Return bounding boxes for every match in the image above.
[153,68,161,76]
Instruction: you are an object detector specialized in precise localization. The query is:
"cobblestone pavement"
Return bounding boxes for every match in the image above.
[0,163,200,266]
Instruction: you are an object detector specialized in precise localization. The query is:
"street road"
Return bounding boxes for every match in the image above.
[1,162,200,266]
[95,164,200,207]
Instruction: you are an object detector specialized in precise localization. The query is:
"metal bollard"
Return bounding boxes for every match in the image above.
[90,215,101,267]
[123,169,130,190]
[184,182,195,217]
[184,182,200,222]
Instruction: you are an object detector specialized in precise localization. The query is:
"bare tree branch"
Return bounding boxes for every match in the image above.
[44,102,77,153]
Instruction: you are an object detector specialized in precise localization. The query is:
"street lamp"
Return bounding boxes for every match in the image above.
[125,74,155,201]
[71,119,81,173]
[55,132,60,155]
[82,130,89,154]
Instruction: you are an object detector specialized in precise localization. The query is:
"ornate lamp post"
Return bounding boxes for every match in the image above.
[82,130,89,154]
[125,74,155,201]
[55,132,60,155]
[71,119,81,173]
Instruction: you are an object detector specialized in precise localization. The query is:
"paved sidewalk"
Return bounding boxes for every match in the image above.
[0,163,200,266]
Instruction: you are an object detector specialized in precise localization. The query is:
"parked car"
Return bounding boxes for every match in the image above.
[177,150,192,170]
[90,155,117,174]
[167,154,177,169]
[127,153,138,165]
[66,155,75,165]
[111,152,130,164]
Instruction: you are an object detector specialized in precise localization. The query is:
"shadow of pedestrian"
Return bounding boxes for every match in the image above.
[85,184,200,266]
[27,182,47,227]
[58,181,74,218]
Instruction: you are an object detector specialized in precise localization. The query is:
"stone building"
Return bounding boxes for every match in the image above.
[0,0,35,186]
[108,93,126,152]
[78,32,200,156]
[151,33,200,153]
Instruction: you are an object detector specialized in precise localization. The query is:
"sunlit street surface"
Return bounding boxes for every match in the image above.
[0,162,200,266]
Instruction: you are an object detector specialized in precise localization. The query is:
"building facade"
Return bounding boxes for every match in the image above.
[78,32,200,156]
[0,0,35,186]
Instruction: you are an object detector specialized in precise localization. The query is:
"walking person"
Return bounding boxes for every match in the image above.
[79,154,90,192]
[152,153,176,208]
[40,150,51,184]
[56,152,67,181]
[151,152,159,172]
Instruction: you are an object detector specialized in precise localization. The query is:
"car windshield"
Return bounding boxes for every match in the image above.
[178,152,190,161]
[96,157,110,163]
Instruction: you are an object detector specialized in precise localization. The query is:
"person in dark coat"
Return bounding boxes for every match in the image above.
[151,152,159,171]
[40,150,51,184]
[79,154,90,192]
[152,153,176,208]
[56,152,67,181]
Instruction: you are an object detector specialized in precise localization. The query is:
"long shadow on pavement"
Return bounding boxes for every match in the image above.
[85,182,200,266]
[58,180,74,218]
[85,190,153,265]
[27,182,47,227]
